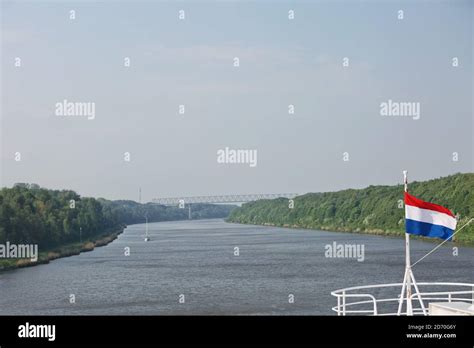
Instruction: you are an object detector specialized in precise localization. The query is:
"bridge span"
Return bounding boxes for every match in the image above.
[151,193,299,206]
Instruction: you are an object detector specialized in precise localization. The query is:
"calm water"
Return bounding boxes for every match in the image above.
[0,219,472,315]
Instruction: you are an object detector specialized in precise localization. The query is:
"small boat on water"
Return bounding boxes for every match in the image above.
[144,216,150,242]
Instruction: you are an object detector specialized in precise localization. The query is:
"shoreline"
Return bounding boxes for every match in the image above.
[0,228,125,272]
[225,220,474,247]
[2,218,471,273]
[0,218,231,273]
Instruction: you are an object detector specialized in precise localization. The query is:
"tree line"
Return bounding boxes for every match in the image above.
[0,184,236,249]
[227,173,474,244]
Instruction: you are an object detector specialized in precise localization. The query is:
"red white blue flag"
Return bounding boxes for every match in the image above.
[405,192,457,241]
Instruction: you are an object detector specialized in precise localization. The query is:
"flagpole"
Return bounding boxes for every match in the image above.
[403,170,413,315]
[398,170,427,316]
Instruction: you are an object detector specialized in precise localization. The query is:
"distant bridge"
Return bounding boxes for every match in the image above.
[151,193,299,206]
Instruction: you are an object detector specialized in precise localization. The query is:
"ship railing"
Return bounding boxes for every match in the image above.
[331,282,474,316]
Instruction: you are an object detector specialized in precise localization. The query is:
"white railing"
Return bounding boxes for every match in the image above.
[331,282,474,316]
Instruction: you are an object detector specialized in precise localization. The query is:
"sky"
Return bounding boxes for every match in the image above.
[1,0,473,202]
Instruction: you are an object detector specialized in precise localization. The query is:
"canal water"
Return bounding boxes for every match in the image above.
[0,219,472,315]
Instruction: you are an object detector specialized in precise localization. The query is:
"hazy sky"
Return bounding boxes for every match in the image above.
[1,0,472,201]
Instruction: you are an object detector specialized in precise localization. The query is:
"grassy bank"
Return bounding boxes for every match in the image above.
[0,228,124,272]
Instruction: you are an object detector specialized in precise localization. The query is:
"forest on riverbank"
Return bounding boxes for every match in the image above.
[227,173,474,245]
[0,183,236,249]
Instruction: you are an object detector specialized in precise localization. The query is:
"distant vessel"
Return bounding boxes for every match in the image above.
[144,216,150,242]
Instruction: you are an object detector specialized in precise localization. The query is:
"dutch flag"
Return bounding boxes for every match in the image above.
[405,192,457,241]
